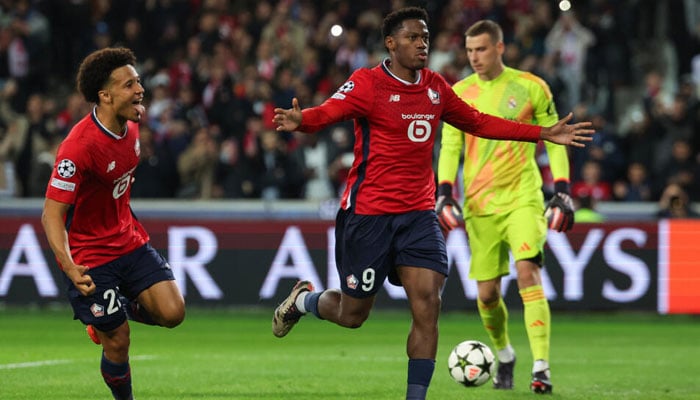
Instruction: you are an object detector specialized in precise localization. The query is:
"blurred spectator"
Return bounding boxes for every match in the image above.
[131,125,180,199]
[335,28,369,72]
[216,137,257,199]
[177,126,219,199]
[570,105,625,183]
[55,91,89,138]
[0,92,55,198]
[21,93,55,197]
[428,31,455,75]
[6,0,50,111]
[251,129,304,200]
[619,105,655,172]
[660,138,696,188]
[641,69,673,120]
[545,10,595,112]
[171,84,209,133]
[656,183,699,218]
[28,134,58,196]
[651,94,695,179]
[326,124,354,197]
[613,162,652,202]
[290,131,335,201]
[572,159,612,201]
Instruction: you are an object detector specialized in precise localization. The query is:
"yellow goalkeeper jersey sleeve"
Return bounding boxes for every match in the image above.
[437,66,569,218]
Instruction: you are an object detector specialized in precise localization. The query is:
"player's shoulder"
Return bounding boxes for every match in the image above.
[354,65,379,81]
[453,73,478,91]
[60,114,98,154]
[341,66,375,92]
[422,68,449,84]
[507,67,550,90]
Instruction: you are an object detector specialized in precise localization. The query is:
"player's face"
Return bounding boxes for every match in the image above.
[105,65,146,124]
[465,33,504,80]
[386,19,429,80]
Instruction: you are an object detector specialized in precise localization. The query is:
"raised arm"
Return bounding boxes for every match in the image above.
[273,97,303,132]
[539,112,594,147]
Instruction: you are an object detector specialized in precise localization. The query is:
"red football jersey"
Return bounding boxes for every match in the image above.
[45,109,148,268]
[299,60,541,214]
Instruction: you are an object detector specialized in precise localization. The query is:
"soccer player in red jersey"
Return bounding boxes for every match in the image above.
[42,47,185,400]
[271,7,593,400]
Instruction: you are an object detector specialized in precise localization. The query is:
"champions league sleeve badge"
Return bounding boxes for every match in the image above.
[56,159,76,178]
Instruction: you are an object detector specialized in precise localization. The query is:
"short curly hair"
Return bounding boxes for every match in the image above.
[76,47,137,104]
[381,7,428,39]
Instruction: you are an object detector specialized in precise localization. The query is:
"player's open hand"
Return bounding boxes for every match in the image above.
[273,97,303,132]
[65,263,95,296]
[540,113,594,147]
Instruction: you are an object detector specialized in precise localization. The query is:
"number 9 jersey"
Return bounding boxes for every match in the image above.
[297,60,542,215]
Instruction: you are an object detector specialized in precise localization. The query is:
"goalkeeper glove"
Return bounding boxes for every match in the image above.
[545,182,575,232]
[435,182,462,233]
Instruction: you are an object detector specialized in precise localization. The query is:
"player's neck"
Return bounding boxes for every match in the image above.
[384,59,420,84]
[478,64,505,82]
[94,106,127,137]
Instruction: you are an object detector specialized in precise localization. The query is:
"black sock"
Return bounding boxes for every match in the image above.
[406,358,434,400]
[101,352,133,400]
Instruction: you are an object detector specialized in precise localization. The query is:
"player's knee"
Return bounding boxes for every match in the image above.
[155,301,185,328]
[339,311,369,329]
[101,330,131,354]
[478,291,500,304]
[160,308,185,328]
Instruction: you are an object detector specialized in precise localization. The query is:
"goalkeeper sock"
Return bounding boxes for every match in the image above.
[477,297,510,354]
[406,359,434,400]
[101,352,133,400]
[497,344,516,363]
[533,359,549,374]
[520,285,551,362]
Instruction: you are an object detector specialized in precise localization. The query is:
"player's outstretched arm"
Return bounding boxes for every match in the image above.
[273,97,303,132]
[539,112,594,147]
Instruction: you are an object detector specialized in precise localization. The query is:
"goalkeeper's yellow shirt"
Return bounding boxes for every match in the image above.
[437,66,569,218]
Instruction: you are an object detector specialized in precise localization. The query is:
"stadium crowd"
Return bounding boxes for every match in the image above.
[0,0,698,217]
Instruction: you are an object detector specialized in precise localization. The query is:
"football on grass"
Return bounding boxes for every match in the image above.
[447,340,496,387]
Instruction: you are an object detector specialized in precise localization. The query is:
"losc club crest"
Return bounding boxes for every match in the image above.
[346,274,359,290]
[90,303,105,318]
[56,159,76,178]
[427,88,440,104]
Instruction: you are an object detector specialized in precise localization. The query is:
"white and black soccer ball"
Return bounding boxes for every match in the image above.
[447,340,496,387]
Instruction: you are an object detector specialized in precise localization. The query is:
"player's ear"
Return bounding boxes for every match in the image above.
[385,35,395,52]
[98,89,111,104]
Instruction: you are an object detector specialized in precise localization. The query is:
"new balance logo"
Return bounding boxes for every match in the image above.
[529,320,545,328]
[389,94,400,102]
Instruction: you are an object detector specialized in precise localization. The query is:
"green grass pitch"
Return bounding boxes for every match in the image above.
[0,307,698,399]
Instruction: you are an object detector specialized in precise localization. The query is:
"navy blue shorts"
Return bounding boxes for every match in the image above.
[63,243,175,331]
[335,209,448,298]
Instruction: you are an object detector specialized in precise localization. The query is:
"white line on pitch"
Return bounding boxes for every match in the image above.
[0,355,157,370]
[0,359,73,370]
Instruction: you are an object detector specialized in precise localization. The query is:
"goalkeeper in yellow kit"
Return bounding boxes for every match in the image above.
[436,20,575,394]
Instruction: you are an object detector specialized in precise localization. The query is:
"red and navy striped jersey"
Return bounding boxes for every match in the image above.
[45,108,148,268]
[299,60,541,215]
